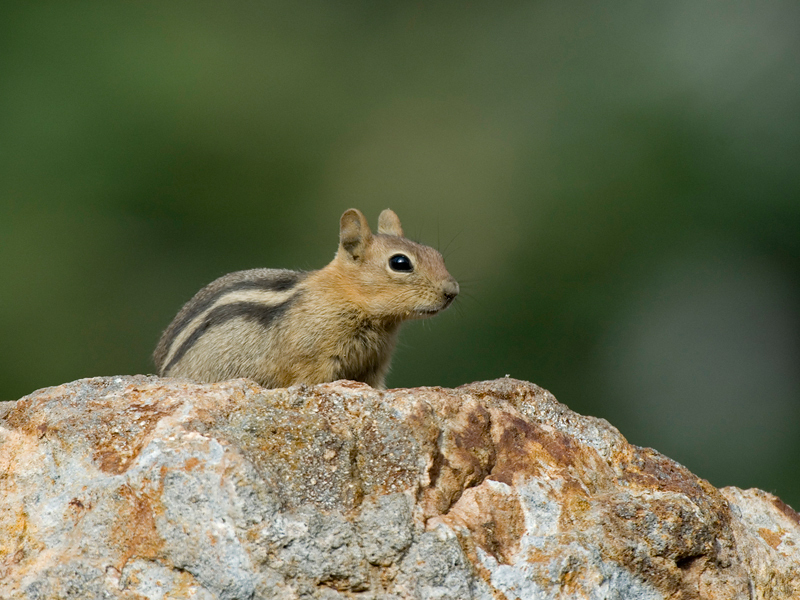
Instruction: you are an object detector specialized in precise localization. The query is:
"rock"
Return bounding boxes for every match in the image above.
[0,376,797,599]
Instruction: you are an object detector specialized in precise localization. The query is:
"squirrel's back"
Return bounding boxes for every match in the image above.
[154,208,458,389]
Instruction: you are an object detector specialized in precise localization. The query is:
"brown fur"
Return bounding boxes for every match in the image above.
[154,209,458,389]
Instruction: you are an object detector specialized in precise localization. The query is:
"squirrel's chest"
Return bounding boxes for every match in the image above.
[320,314,400,380]
[337,329,398,385]
[278,302,400,386]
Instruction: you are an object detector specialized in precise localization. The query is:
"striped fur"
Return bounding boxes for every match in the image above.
[153,208,458,389]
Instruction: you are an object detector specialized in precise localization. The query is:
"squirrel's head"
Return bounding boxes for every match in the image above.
[331,208,459,321]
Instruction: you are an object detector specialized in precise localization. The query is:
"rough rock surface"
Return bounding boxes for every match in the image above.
[1,376,798,600]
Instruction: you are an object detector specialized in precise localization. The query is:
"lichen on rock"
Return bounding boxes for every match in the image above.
[1,376,798,599]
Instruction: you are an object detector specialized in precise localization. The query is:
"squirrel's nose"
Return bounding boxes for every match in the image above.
[442,279,459,304]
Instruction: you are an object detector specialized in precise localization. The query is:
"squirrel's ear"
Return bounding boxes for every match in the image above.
[377,209,403,237]
[339,208,372,259]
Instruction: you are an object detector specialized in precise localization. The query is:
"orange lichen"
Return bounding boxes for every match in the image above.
[758,527,783,550]
[110,484,163,571]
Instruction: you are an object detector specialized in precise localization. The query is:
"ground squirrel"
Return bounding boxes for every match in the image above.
[153,208,459,389]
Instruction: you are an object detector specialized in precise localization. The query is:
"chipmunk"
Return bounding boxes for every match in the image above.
[153,208,459,389]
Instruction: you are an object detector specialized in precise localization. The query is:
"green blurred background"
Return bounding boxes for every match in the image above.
[2,3,798,508]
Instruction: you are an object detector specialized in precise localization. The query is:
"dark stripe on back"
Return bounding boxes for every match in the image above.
[161,271,305,358]
[163,293,298,375]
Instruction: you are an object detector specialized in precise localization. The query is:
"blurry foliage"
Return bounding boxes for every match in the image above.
[1,2,799,507]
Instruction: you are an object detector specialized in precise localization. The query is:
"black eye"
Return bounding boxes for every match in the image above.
[389,254,413,272]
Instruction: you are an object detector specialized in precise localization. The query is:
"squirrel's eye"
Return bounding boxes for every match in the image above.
[389,254,413,272]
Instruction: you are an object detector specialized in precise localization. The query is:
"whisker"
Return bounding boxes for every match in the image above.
[442,229,464,258]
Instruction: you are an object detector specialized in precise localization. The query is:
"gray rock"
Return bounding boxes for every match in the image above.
[357,494,414,567]
[1,376,798,599]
